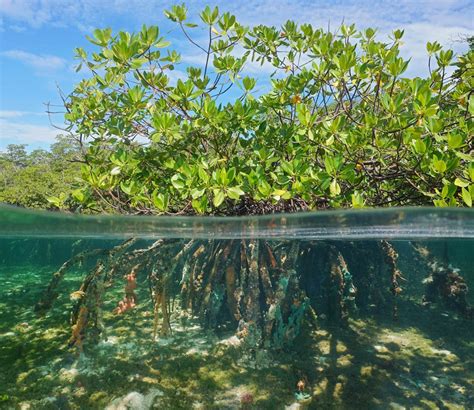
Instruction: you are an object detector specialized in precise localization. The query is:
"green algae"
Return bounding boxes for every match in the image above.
[1,291,472,409]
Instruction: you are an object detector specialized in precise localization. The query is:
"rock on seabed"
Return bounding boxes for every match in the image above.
[105,388,163,410]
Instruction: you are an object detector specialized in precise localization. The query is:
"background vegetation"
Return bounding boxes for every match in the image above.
[0,136,81,209]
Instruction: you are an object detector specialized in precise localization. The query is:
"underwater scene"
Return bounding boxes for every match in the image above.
[0,206,473,409]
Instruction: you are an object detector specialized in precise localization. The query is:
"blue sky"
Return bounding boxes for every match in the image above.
[1,0,473,151]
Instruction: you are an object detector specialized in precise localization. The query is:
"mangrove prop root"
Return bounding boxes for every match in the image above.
[150,240,194,338]
[69,262,106,349]
[325,250,354,321]
[36,238,137,318]
[68,305,88,350]
[36,237,454,351]
[201,242,236,328]
[265,242,308,348]
[152,287,171,338]
[70,239,137,323]
[413,244,472,318]
[326,248,345,321]
[337,252,357,317]
[35,248,108,315]
[225,258,239,322]
[381,240,404,320]
[239,239,263,346]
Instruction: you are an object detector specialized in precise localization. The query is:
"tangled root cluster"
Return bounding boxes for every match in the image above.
[35,239,472,351]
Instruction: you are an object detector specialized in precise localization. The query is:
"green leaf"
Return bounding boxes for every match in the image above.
[155,39,171,48]
[351,191,364,208]
[469,163,474,182]
[448,133,463,149]
[441,184,449,199]
[257,180,272,197]
[469,95,474,115]
[164,4,188,22]
[454,178,469,188]
[280,161,294,175]
[192,196,208,213]
[432,159,446,174]
[242,76,256,91]
[227,186,244,199]
[120,181,136,195]
[213,189,225,207]
[434,199,448,207]
[198,167,209,183]
[329,179,341,196]
[110,166,121,176]
[227,167,236,183]
[200,6,219,25]
[455,152,473,161]
[325,135,335,146]
[412,139,426,154]
[461,187,472,207]
[152,190,169,211]
[71,189,85,203]
[47,196,63,208]
[272,189,291,200]
[130,58,148,69]
[171,174,185,190]
[190,187,206,199]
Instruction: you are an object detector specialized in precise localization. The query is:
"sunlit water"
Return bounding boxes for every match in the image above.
[0,205,473,409]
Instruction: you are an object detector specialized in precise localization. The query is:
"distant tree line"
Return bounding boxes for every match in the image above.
[0,136,82,209]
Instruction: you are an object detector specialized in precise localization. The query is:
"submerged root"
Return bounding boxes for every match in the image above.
[152,288,171,338]
[68,305,88,350]
[35,248,108,315]
[414,244,472,318]
[39,238,472,352]
[381,240,403,319]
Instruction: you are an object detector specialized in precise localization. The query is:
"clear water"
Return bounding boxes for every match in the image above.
[0,205,473,409]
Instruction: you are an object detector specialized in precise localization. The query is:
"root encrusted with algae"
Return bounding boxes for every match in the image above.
[414,244,473,317]
[381,240,404,319]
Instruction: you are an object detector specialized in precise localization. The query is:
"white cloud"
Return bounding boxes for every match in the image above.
[0,0,53,28]
[0,110,30,118]
[1,50,67,72]
[9,24,26,32]
[398,22,472,76]
[2,0,472,33]
[166,68,188,85]
[0,0,163,28]
[0,110,46,118]
[181,53,208,66]
[0,117,59,149]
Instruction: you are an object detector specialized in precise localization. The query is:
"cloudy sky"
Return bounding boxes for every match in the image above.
[0,0,473,150]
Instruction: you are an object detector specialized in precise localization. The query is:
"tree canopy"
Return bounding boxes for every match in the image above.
[57,4,472,214]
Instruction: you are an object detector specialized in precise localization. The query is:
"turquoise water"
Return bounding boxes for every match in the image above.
[0,205,473,409]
